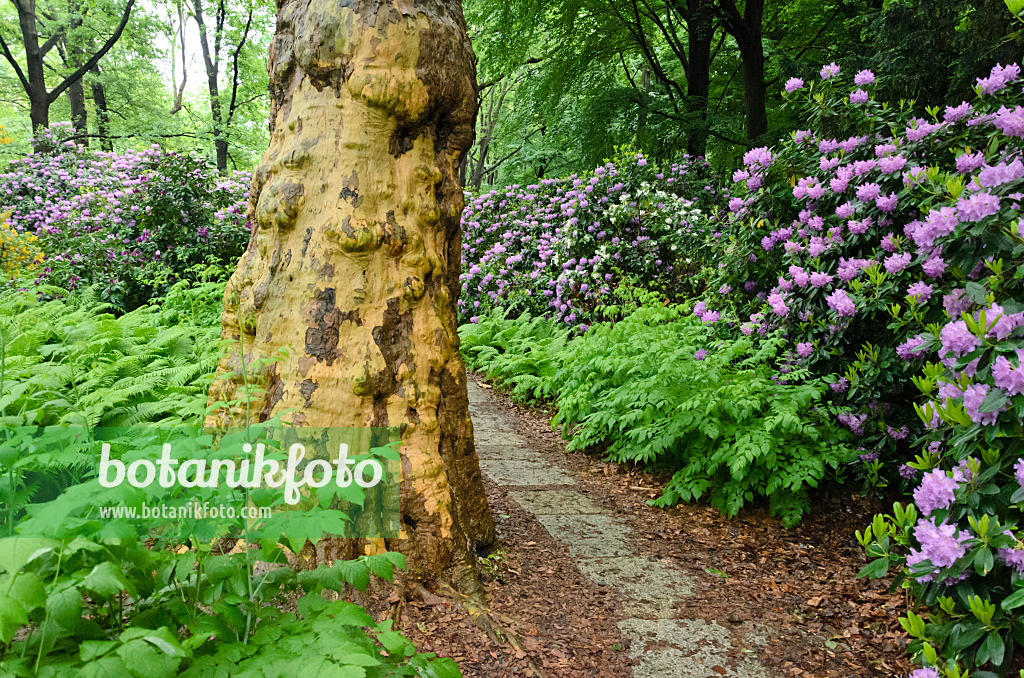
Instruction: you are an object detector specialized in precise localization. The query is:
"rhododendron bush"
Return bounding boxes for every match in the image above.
[707,62,1024,491]
[0,124,251,310]
[725,58,1024,676]
[458,150,725,329]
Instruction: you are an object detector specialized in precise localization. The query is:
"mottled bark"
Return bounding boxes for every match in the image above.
[207,0,494,593]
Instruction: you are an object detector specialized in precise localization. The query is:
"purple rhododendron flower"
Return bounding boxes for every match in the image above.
[957,192,1001,221]
[922,256,946,279]
[809,272,833,287]
[850,88,869,104]
[993,105,1024,137]
[910,519,970,572]
[784,77,805,93]
[884,252,912,274]
[993,353,1024,396]
[977,63,1021,95]
[897,334,929,359]
[956,151,986,174]
[945,102,972,122]
[797,342,814,358]
[830,377,849,393]
[743,147,773,169]
[963,383,1006,425]
[695,349,707,361]
[907,281,933,303]
[826,289,856,316]
[939,320,979,357]
[856,182,881,202]
[943,289,972,317]
[767,292,789,317]
[878,155,907,173]
[909,669,939,678]
[978,158,1024,187]
[913,470,959,516]
[875,193,898,213]
[820,62,840,79]
[854,69,875,86]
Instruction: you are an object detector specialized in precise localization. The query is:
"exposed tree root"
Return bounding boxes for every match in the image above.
[409,583,548,678]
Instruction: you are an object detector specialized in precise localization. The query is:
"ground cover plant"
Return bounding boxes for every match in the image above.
[460,300,854,526]
[0,282,460,677]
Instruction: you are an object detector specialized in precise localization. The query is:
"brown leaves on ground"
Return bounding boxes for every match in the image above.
[387,379,911,677]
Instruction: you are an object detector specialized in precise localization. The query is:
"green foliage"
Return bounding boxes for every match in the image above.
[0,279,223,430]
[460,310,571,405]
[460,304,854,526]
[0,282,456,677]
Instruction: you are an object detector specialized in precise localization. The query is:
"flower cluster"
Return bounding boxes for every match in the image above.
[0,126,251,310]
[459,150,726,329]
[0,214,44,279]
[702,61,1024,493]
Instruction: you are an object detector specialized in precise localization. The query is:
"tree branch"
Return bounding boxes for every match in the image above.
[0,32,30,93]
[225,2,254,128]
[47,0,137,103]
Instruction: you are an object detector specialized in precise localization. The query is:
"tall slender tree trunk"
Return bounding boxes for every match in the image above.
[635,64,650,150]
[16,0,50,134]
[193,0,228,172]
[741,42,767,140]
[65,0,88,145]
[90,65,113,151]
[717,0,767,141]
[685,0,713,157]
[206,0,494,592]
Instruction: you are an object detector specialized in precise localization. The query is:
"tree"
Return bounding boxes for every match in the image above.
[716,0,766,140]
[205,0,495,591]
[0,0,135,136]
[189,0,257,171]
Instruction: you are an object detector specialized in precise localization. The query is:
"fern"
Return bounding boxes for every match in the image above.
[461,305,855,526]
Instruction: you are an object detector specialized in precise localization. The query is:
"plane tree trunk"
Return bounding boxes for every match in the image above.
[206,0,495,594]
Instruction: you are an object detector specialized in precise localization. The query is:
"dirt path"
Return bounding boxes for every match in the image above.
[400,378,908,677]
[469,381,769,678]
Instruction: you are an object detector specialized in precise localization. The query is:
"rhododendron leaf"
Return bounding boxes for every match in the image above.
[977,630,1005,667]
[1000,587,1024,611]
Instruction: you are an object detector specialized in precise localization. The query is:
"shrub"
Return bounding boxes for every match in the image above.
[701,58,1024,495]
[459,148,726,330]
[460,301,853,526]
[740,54,1024,677]
[0,125,250,310]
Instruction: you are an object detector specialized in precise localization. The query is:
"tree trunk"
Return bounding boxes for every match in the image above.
[740,32,767,140]
[717,0,767,141]
[685,0,713,157]
[635,64,649,150]
[15,0,50,134]
[90,65,113,152]
[206,0,494,593]
[192,0,228,172]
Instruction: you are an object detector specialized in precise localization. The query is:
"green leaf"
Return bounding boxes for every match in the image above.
[977,630,1006,667]
[0,595,28,644]
[82,561,129,599]
[78,656,131,678]
[978,388,1010,414]
[1002,587,1024,611]
[975,547,995,575]
[0,538,59,575]
[856,558,889,579]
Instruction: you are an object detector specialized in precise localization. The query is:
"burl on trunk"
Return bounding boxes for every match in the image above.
[206,0,495,593]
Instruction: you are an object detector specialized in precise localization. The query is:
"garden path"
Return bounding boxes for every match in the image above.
[467,380,770,678]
